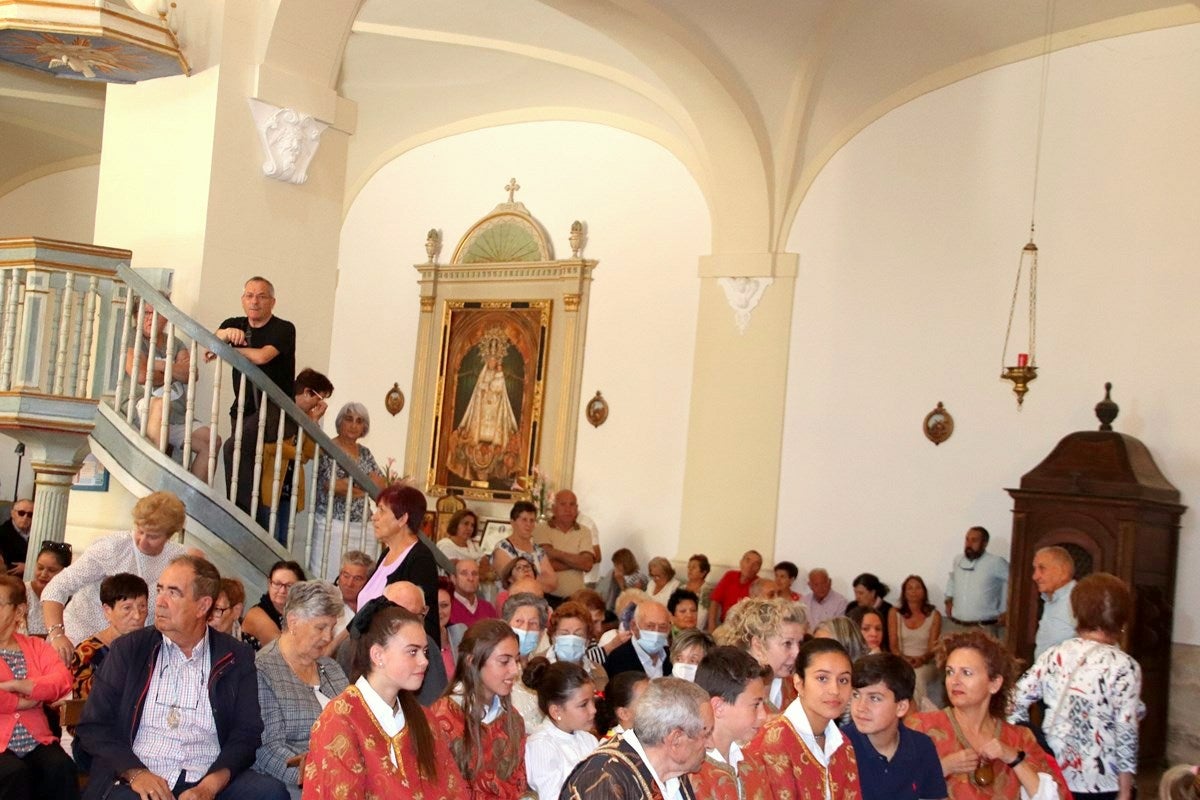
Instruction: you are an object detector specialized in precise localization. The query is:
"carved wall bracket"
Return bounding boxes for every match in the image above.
[717,276,773,334]
[248,99,329,185]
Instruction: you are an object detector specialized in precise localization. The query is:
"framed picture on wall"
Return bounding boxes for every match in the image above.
[480,519,513,555]
[428,300,551,501]
[72,454,109,492]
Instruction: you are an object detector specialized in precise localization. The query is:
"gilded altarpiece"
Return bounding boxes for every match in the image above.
[404,186,597,512]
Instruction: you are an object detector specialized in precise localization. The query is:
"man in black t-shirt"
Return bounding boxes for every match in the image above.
[211,276,296,513]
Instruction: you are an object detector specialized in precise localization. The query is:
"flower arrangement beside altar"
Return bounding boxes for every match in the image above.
[512,465,551,518]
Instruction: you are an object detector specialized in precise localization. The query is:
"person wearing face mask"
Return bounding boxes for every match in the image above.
[545,601,608,691]
[692,646,773,800]
[501,592,552,727]
[604,599,674,680]
[670,628,715,682]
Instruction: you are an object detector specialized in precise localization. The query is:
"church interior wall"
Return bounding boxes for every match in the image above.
[331,120,708,563]
[0,165,100,243]
[778,23,1200,646]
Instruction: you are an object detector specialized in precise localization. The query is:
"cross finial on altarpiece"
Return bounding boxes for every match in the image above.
[505,177,520,203]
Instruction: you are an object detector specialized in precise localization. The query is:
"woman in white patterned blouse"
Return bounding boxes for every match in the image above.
[1011,573,1143,800]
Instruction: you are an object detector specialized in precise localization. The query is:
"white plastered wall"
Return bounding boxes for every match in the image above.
[333,121,708,563]
[0,165,99,242]
[779,24,1200,645]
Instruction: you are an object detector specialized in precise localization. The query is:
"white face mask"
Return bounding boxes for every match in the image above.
[670,662,698,682]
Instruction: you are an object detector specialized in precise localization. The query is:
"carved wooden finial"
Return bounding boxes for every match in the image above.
[505,177,521,203]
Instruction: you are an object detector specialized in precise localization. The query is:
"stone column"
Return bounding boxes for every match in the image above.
[25,464,77,557]
[675,251,798,568]
[14,432,90,563]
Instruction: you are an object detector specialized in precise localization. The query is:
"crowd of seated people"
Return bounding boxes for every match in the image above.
[4,481,1181,800]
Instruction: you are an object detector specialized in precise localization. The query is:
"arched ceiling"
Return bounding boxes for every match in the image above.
[2,0,1197,248]
[339,0,1200,249]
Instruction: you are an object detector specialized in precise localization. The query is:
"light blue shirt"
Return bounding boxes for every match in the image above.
[1035,579,1077,658]
[945,550,1009,622]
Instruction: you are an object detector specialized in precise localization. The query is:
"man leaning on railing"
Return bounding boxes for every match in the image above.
[206,277,296,514]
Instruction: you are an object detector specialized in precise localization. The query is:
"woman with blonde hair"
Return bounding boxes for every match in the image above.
[645,556,679,605]
[1159,766,1198,800]
[41,490,188,661]
[717,596,807,712]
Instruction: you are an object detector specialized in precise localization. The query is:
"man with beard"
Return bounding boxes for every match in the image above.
[943,526,1008,638]
[561,677,712,799]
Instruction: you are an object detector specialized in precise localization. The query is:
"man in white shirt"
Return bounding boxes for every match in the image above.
[561,677,712,799]
[944,525,1009,638]
[803,568,848,627]
[693,646,770,796]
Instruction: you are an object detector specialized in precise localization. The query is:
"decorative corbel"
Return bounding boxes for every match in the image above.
[248,98,329,185]
[717,276,773,334]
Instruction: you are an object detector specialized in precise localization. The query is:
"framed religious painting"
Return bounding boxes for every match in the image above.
[428,299,551,500]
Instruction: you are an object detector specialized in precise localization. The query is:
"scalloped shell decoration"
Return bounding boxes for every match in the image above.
[460,217,543,263]
[450,179,554,264]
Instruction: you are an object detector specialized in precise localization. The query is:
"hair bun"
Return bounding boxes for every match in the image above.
[521,655,551,689]
[349,596,397,639]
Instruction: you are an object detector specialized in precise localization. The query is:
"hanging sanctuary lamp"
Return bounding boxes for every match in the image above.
[1000,0,1057,408]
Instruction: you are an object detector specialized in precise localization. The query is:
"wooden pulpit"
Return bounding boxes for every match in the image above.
[1006,387,1184,765]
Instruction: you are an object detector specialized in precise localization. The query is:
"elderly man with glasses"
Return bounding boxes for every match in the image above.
[0,498,35,577]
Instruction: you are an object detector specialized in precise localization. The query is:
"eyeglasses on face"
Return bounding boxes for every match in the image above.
[211,605,231,616]
[269,580,296,592]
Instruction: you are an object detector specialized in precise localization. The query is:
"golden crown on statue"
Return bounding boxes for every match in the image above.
[479,326,511,360]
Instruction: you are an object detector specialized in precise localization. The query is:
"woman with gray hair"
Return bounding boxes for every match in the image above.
[253,580,349,797]
[310,402,387,580]
[501,591,552,728]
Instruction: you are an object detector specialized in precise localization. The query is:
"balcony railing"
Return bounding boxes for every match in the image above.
[0,237,451,580]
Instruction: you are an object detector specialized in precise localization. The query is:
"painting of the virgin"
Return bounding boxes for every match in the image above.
[430,300,551,498]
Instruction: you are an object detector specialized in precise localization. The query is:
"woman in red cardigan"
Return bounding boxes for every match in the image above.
[0,573,77,800]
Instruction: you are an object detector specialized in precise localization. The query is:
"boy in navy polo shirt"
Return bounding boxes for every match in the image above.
[843,653,947,800]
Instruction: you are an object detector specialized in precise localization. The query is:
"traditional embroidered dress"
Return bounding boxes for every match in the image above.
[561,732,699,800]
[907,709,1070,800]
[303,683,462,800]
[764,675,798,716]
[742,699,860,800]
[69,635,110,700]
[692,741,768,800]
[428,694,530,800]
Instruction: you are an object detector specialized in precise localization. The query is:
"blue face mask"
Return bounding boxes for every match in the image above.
[636,629,668,656]
[512,626,539,657]
[553,634,586,663]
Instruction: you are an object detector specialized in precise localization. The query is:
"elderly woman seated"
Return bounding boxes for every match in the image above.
[253,580,349,797]
[69,573,149,701]
[0,574,77,800]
